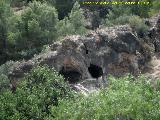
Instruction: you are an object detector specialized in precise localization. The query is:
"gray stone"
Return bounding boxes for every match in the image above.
[8,25,151,86]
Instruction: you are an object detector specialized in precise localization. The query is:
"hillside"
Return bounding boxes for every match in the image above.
[0,0,160,120]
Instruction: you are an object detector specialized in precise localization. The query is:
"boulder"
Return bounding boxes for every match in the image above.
[9,25,150,85]
[83,9,100,29]
[148,14,160,52]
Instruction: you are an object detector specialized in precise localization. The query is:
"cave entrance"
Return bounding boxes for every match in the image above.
[59,67,81,83]
[88,64,103,79]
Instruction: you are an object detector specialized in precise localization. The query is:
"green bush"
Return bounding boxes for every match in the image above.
[104,14,149,37]
[103,0,154,28]
[0,74,10,92]
[130,0,152,18]
[0,61,14,76]
[56,17,75,39]
[116,15,131,25]
[104,4,131,26]
[2,1,87,63]
[51,75,160,120]
[128,15,149,37]
[149,0,160,16]
[105,14,131,26]
[8,1,58,51]
[56,2,87,39]
[0,65,74,120]
[1,68,160,119]
[5,1,59,61]
[0,0,12,65]
[54,0,75,20]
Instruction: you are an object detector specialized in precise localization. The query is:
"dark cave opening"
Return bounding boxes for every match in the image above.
[59,67,81,83]
[88,64,103,79]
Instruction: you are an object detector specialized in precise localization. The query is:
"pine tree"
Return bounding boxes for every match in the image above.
[9,1,58,51]
[56,2,87,38]
[0,0,12,64]
[149,0,160,16]
[69,1,87,35]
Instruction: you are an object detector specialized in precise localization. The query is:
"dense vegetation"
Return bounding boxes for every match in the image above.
[0,0,86,65]
[1,66,160,119]
[0,0,160,120]
[53,75,160,120]
[0,65,75,120]
[1,0,160,64]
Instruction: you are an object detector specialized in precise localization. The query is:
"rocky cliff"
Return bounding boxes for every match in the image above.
[8,14,160,91]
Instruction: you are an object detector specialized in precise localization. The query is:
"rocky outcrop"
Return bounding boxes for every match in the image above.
[147,14,160,52]
[81,0,111,29]
[9,25,151,85]
[83,9,100,29]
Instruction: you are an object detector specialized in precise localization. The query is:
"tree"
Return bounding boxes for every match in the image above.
[130,0,152,18]
[149,0,160,16]
[56,2,87,38]
[54,0,75,19]
[8,1,58,57]
[128,15,149,37]
[69,1,87,34]
[0,65,74,119]
[104,4,131,26]
[20,1,58,48]
[0,0,12,64]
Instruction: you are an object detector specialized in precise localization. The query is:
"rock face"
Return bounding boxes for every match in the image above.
[147,14,160,52]
[81,0,111,29]
[83,9,100,29]
[9,25,152,85]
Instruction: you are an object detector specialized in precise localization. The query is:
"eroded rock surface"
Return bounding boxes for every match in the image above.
[9,25,153,86]
[147,14,160,52]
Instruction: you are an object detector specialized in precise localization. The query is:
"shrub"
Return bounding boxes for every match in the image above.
[8,1,58,51]
[54,0,75,20]
[104,4,131,26]
[5,1,59,61]
[0,74,10,92]
[128,15,149,37]
[115,15,131,25]
[103,1,153,28]
[0,90,18,120]
[0,65,74,120]
[56,17,75,39]
[0,0,12,65]
[149,0,160,16]
[0,61,14,75]
[56,2,87,38]
[104,14,149,37]
[105,14,131,26]
[130,0,152,18]
[51,75,160,120]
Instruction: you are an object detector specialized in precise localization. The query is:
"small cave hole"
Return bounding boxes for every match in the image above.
[84,43,89,54]
[88,64,103,79]
[86,49,89,54]
[59,67,81,83]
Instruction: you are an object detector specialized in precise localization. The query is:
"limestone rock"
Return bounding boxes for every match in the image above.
[9,25,150,84]
[148,14,160,52]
